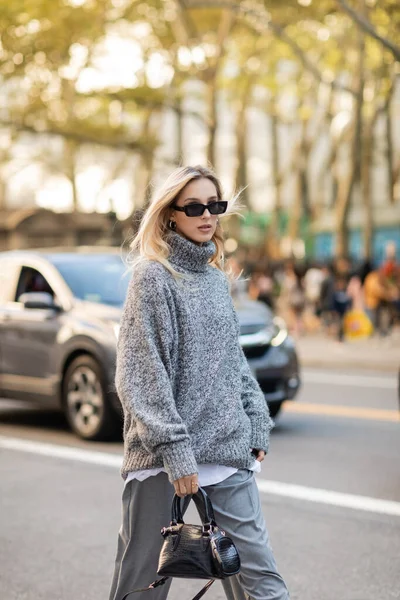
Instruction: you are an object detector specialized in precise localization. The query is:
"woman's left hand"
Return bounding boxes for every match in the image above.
[252,449,265,462]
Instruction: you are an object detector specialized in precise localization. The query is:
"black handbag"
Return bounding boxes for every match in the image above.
[158,487,240,579]
[122,488,240,600]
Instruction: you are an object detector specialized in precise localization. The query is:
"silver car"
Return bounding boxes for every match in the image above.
[0,248,300,440]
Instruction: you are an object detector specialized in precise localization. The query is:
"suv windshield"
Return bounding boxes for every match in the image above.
[49,254,129,306]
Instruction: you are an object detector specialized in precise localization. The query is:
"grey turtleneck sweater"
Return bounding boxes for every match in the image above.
[116,232,273,482]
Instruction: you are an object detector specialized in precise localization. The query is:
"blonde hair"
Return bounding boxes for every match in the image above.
[127,165,240,278]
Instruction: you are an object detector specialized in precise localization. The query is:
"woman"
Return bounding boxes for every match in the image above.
[109,165,290,600]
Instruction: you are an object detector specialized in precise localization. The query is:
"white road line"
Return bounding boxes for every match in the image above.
[1,435,400,518]
[0,436,122,468]
[302,371,397,389]
[256,480,400,517]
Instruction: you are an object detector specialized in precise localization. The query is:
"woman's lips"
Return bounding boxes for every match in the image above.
[198,225,212,231]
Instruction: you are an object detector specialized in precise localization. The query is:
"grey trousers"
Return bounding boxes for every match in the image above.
[109,470,289,600]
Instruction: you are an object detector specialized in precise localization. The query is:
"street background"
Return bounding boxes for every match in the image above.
[2,1,400,344]
[1,1,400,599]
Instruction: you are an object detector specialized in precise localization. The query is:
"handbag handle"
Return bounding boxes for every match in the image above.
[171,488,217,528]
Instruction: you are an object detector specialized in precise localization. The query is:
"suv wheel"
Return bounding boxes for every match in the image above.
[63,355,120,441]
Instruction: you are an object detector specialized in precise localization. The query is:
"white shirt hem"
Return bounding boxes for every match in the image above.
[125,461,261,487]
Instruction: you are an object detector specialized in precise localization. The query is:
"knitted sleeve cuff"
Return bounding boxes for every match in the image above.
[160,439,198,482]
[250,415,274,454]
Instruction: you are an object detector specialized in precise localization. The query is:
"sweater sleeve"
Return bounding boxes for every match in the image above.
[115,263,198,482]
[239,345,274,452]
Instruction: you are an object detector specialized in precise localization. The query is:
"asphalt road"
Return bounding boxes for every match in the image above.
[1,368,399,600]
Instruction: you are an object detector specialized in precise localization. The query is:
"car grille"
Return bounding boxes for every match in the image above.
[258,378,280,394]
[240,323,266,335]
[242,344,270,359]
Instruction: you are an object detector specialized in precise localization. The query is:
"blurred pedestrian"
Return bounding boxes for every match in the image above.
[249,268,275,310]
[364,268,395,336]
[304,262,324,314]
[109,165,289,600]
[347,272,364,312]
[317,264,335,331]
[343,272,373,341]
[380,250,400,325]
[332,274,351,342]
[359,259,373,285]
[282,263,306,337]
[335,256,351,279]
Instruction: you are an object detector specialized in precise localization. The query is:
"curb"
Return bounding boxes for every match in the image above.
[299,357,398,374]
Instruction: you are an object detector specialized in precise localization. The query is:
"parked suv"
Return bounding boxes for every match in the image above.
[0,248,300,440]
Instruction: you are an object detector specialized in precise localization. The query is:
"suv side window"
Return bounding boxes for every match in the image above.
[0,258,20,304]
[15,267,55,302]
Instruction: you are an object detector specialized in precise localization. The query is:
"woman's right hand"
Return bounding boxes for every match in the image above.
[173,473,199,498]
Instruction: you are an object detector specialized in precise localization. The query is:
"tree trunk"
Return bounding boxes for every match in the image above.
[335,170,356,257]
[384,91,395,205]
[0,177,6,211]
[64,139,79,212]
[362,93,383,258]
[137,109,159,210]
[288,118,311,242]
[233,78,253,208]
[206,79,218,168]
[288,167,303,242]
[141,154,154,207]
[205,10,234,169]
[362,121,374,259]
[328,137,341,209]
[298,119,310,219]
[335,31,365,257]
[269,104,282,247]
[234,98,249,206]
[173,88,185,167]
[175,94,184,166]
[393,159,400,199]
[335,0,400,62]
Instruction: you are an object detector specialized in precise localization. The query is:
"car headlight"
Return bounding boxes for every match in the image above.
[112,323,120,340]
[271,317,288,347]
[239,317,288,348]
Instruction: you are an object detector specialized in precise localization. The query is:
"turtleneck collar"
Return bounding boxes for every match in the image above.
[167,231,216,273]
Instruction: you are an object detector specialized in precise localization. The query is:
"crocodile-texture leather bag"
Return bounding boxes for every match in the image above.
[121,488,240,600]
[157,488,241,580]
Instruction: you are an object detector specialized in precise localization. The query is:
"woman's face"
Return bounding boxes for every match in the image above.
[171,177,219,245]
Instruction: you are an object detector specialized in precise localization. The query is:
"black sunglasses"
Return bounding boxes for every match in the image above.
[172,201,228,218]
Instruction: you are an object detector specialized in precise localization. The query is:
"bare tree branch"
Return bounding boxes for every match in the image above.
[175,0,200,40]
[336,0,400,62]
[0,120,146,152]
[96,92,207,129]
[184,0,356,95]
